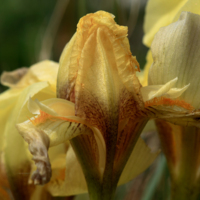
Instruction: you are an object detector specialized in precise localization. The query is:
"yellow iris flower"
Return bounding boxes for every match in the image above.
[145,10,200,200]
[15,10,200,199]
[1,11,159,199]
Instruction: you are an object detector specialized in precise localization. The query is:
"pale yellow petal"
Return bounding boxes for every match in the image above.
[142,80,189,102]
[28,98,75,117]
[0,89,21,151]
[6,61,58,91]
[149,12,200,109]
[141,50,153,86]
[58,33,77,99]
[28,98,58,116]
[142,78,178,101]
[166,84,190,99]
[141,78,190,102]
[143,0,187,46]
[172,0,200,22]
[118,137,159,185]
[17,116,92,147]
[47,146,87,196]
[143,1,200,87]
[4,82,53,190]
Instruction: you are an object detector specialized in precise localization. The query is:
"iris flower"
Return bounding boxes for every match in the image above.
[145,11,200,200]
[0,11,159,200]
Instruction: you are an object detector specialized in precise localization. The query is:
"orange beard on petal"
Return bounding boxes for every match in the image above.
[145,97,194,111]
[29,110,79,126]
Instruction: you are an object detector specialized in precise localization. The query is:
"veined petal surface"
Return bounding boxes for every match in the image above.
[148,12,200,109]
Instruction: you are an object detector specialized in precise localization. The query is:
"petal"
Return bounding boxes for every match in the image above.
[75,26,143,137]
[138,50,153,86]
[1,67,28,88]
[46,146,87,196]
[149,12,200,109]
[141,78,189,102]
[3,82,53,199]
[142,78,178,101]
[166,84,190,98]
[47,128,106,196]
[144,0,188,46]
[16,97,104,186]
[28,98,106,169]
[58,33,77,99]
[118,137,159,185]
[0,89,21,151]
[2,61,58,91]
[28,97,75,116]
[16,114,93,147]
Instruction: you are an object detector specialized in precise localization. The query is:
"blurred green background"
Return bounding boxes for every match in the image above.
[0,0,149,92]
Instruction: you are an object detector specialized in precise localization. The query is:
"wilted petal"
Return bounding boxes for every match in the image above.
[1,67,28,88]
[1,61,58,92]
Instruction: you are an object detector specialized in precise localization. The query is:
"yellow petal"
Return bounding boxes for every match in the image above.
[141,50,153,86]
[46,146,87,196]
[143,0,188,46]
[149,12,200,109]
[16,97,106,187]
[1,61,58,92]
[0,89,21,151]
[28,97,74,116]
[141,78,190,102]
[3,81,55,198]
[4,82,50,168]
[118,137,159,185]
